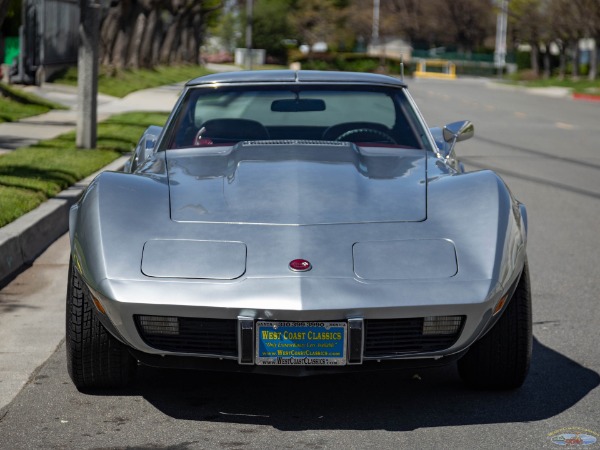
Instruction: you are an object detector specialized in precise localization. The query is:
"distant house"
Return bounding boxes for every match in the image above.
[368,38,412,62]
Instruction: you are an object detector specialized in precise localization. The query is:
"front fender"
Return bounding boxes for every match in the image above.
[69,153,169,293]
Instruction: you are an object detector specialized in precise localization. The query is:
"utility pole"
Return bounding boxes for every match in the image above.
[76,0,100,149]
[372,0,380,46]
[245,0,253,70]
[494,0,508,78]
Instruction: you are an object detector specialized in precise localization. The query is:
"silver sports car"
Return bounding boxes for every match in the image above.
[66,70,531,390]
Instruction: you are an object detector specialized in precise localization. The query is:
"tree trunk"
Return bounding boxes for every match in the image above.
[159,15,181,64]
[530,43,540,77]
[99,9,120,66]
[572,41,580,79]
[185,16,197,64]
[193,13,205,65]
[127,10,147,69]
[176,23,189,63]
[112,30,128,69]
[139,9,157,68]
[183,13,203,64]
[558,44,566,79]
[542,45,551,79]
[97,0,220,70]
[150,19,163,67]
[110,0,143,69]
[589,38,598,80]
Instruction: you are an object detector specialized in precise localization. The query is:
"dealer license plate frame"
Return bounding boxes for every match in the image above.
[255,321,347,366]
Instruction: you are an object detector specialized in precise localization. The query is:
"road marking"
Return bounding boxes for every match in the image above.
[555,122,574,130]
[485,105,496,111]
[462,100,479,108]
[514,111,526,118]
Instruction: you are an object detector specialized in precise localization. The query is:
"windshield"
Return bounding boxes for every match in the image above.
[163,85,427,150]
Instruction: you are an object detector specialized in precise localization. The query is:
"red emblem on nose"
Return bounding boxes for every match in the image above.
[289,259,312,272]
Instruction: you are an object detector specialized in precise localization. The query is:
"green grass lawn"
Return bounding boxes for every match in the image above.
[0,82,66,123]
[0,111,169,227]
[53,65,213,98]
[506,76,600,95]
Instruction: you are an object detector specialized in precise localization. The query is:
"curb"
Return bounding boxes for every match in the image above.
[573,92,600,102]
[0,155,129,287]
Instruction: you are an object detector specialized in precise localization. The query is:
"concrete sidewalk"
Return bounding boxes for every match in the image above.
[0,83,183,154]
[0,82,182,285]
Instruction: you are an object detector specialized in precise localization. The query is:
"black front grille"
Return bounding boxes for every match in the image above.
[134,315,464,360]
[364,317,464,357]
[134,315,237,357]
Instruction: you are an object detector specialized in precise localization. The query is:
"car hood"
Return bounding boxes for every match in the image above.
[167,141,427,225]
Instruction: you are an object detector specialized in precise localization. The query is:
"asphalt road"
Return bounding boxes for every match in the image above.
[1,78,599,449]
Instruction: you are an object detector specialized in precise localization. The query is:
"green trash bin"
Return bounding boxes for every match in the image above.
[4,36,20,65]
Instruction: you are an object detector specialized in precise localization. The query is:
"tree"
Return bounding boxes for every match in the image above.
[548,0,583,79]
[0,0,10,31]
[212,8,238,54]
[509,0,550,77]
[344,0,427,50]
[345,0,495,52]
[240,0,295,62]
[579,0,600,79]
[289,0,344,49]
[536,0,599,79]
[99,0,223,69]
[444,0,495,52]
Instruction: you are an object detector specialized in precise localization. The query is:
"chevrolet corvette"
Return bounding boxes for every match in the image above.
[66,70,531,390]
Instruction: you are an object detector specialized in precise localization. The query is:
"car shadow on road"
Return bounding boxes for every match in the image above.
[123,336,599,431]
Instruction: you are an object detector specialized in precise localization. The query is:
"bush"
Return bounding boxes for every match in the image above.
[516,51,531,71]
[291,53,412,76]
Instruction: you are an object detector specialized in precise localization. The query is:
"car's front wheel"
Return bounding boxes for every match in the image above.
[458,260,532,389]
[66,259,137,389]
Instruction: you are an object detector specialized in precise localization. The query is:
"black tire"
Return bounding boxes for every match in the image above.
[458,261,532,389]
[66,259,136,389]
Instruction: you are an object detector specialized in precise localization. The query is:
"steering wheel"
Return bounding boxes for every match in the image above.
[335,128,397,144]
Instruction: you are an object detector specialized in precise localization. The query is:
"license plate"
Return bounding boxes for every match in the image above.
[256,321,347,366]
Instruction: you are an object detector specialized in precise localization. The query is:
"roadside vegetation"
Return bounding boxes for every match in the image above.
[0,82,66,123]
[53,65,212,98]
[0,112,169,227]
[505,75,600,95]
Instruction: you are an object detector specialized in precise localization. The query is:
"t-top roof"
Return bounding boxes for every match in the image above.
[186,70,407,88]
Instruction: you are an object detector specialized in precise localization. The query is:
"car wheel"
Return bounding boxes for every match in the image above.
[66,259,137,389]
[458,260,532,389]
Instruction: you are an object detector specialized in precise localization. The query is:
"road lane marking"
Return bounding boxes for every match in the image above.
[514,111,526,118]
[555,122,574,130]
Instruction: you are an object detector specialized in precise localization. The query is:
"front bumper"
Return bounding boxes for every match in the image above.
[88,275,515,372]
[129,346,470,376]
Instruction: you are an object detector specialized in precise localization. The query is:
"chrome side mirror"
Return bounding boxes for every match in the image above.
[443,120,474,145]
[127,125,163,172]
[431,120,474,159]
